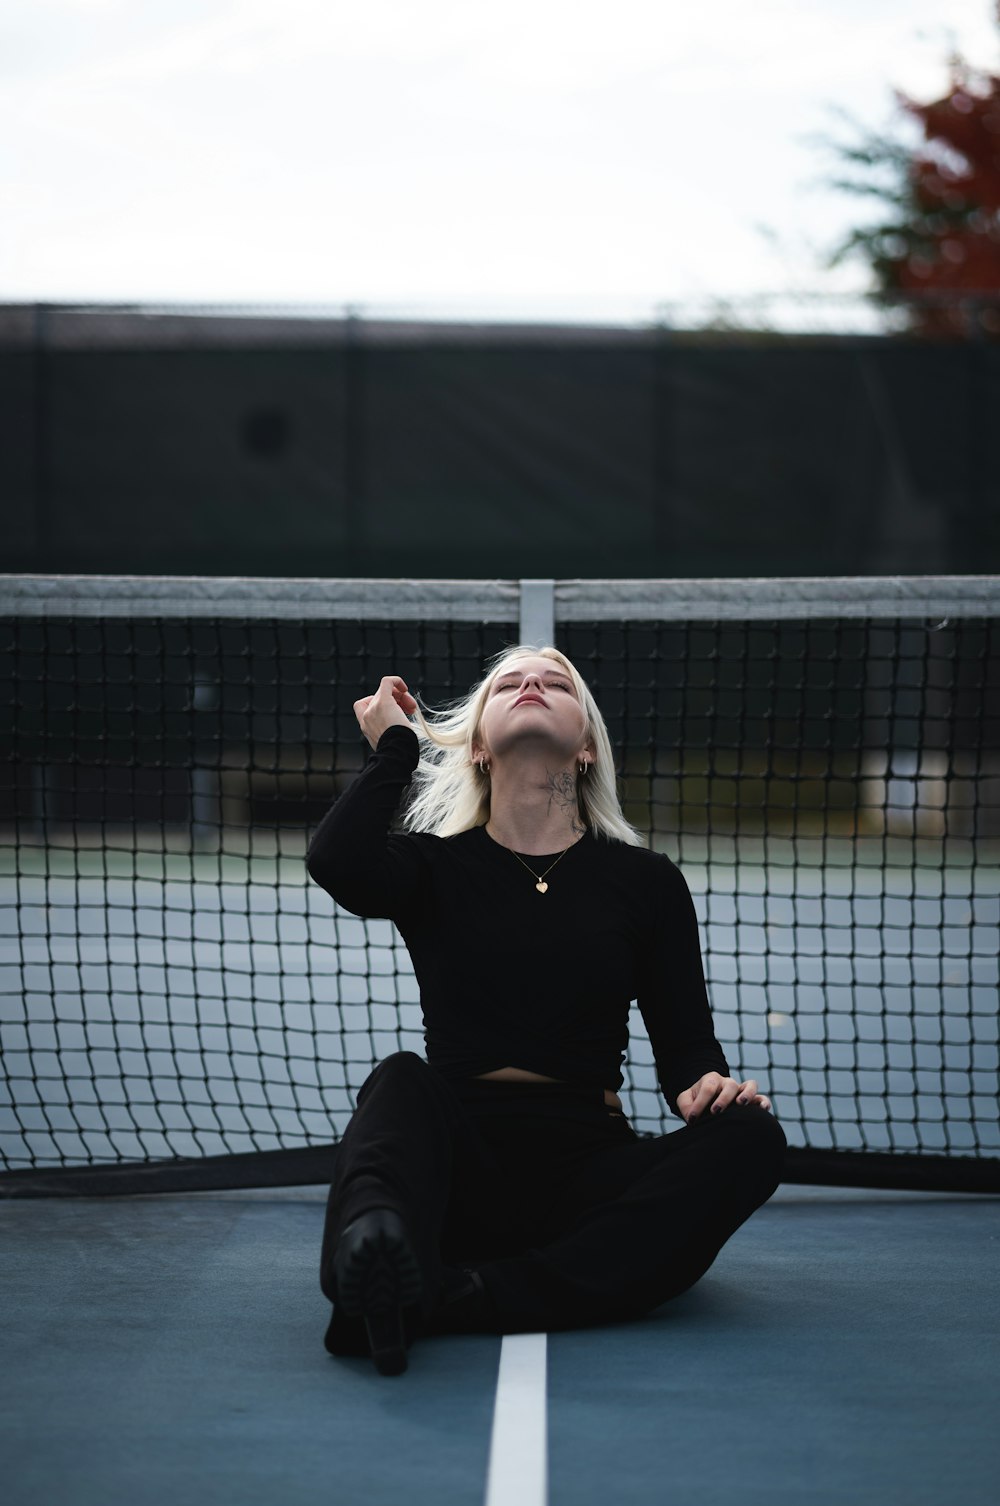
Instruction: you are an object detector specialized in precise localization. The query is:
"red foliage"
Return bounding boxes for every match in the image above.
[890,33,1000,333]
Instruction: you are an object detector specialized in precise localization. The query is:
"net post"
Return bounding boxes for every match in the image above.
[519,579,555,647]
[190,672,220,849]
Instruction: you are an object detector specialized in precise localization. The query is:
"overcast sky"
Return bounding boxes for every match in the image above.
[2,0,997,318]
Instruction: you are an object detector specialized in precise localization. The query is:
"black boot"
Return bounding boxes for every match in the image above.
[329,1208,424,1376]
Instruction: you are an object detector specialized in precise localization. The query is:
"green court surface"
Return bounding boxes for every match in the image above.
[3,1182,998,1506]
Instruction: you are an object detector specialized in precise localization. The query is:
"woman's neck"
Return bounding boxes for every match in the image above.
[485,754,587,855]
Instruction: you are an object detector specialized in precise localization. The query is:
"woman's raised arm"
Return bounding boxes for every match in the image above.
[306,676,428,924]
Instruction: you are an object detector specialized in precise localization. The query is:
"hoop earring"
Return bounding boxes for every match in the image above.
[478,758,490,774]
[579,762,589,776]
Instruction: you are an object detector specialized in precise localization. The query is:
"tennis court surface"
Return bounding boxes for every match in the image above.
[3,574,999,1502]
[3,1181,999,1506]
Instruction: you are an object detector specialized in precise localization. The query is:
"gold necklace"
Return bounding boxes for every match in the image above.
[486,827,579,893]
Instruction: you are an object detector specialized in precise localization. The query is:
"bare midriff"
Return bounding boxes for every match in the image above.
[474,1066,623,1113]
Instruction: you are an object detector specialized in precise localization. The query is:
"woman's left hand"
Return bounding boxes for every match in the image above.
[677,1073,772,1126]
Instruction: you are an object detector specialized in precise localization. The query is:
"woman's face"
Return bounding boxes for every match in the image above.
[474,656,592,766]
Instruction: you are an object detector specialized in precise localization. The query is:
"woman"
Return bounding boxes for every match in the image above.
[307,646,785,1375]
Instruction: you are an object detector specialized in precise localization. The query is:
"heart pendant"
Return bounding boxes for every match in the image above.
[535,881,548,894]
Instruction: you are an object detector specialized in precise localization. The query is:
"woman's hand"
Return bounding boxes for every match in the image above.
[677,1073,772,1126]
[354,675,418,751]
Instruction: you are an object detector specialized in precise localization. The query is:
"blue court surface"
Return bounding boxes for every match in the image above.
[3,1181,998,1506]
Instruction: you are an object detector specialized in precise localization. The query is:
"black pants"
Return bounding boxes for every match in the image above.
[320,1051,787,1336]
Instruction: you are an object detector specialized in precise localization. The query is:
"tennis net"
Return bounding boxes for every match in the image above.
[2,575,998,1195]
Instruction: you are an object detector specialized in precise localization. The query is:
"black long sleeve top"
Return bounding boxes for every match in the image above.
[306,725,729,1117]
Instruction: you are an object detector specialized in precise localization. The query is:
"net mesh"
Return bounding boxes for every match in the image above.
[2,616,517,1170]
[564,617,999,1161]
[2,589,999,1185]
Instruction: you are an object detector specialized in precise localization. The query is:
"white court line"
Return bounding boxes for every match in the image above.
[484,1333,548,1506]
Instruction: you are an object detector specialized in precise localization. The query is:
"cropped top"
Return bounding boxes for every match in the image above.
[305,725,729,1117]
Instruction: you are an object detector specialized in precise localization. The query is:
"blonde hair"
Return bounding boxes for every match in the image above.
[401,644,644,846]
